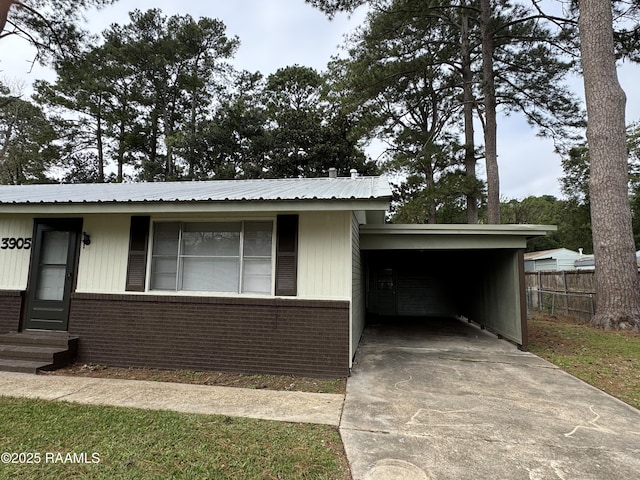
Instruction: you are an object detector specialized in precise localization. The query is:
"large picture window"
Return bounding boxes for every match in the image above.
[150,221,273,294]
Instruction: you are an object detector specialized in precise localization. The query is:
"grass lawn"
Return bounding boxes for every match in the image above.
[0,396,351,480]
[528,313,640,410]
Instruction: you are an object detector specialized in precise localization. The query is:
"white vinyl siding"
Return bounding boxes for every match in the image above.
[76,215,130,293]
[297,211,351,299]
[0,215,34,289]
[150,221,273,294]
[351,212,365,362]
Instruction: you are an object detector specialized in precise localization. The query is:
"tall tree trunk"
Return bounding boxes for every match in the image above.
[95,95,105,183]
[461,10,478,224]
[480,0,500,224]
[0,0,16,36]
[579,0,640,330]
[187,56,201,179]
[116,118,125,183]
[163,109,174,180]
[424,161,437,224]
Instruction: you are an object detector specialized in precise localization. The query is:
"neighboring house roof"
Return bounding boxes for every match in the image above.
[575,251,640,268]
[523,248,578,261]
[0,176,392,204]
[574,254,595,268]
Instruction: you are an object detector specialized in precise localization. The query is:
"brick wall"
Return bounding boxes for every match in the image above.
[68,293,350,377]
[0,290,23,333]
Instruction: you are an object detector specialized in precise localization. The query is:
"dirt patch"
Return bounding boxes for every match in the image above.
[43,364,347,394]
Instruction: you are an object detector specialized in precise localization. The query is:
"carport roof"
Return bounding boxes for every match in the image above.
[360,224,556,250]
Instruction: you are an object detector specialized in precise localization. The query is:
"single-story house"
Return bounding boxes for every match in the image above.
[524,248,583,272]
[0,176,552,376]
[574,251,640,270]
[574,253,595,270]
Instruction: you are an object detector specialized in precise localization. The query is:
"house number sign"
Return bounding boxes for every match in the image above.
[1,238,32,250]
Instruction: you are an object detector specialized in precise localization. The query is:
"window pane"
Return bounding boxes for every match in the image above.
[182,222,241,256]
[150,257,177,290]
[243,221,273,256]
[153,223,179,255]
[151,223,179,290]
[242,258,272,294]
[150,221,273,294]
[181,257,239,292]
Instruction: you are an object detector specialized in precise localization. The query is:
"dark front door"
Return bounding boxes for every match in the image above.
[372,267,397,315]
[25,220,81,331]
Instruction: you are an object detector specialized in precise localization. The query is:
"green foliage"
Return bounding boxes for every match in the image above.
[0,0,117,63]
[504,123,640,254]
[261,65,375,178]
[554,123,640,250]
[316,0,583,223]
[29,11,374,183]
[500,195,591,252]
[0,94,58,184]
[103,9,240,181]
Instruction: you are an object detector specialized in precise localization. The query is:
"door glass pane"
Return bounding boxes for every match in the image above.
[41,231,69,265]
[36,265,66,300]
[35,230,70,301]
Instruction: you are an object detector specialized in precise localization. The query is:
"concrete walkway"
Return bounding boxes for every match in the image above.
[340,317,640,480]
[0,372,344,426]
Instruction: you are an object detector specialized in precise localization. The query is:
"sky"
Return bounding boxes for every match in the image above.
[1,0,639,200]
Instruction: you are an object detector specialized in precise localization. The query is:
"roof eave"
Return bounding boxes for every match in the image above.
[0,197,391,215]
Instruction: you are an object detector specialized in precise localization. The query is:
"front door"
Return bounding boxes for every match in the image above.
[372,267,397,315]
[25,219,81,331]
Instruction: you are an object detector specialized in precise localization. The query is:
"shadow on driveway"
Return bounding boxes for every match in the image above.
[340,316,640,480]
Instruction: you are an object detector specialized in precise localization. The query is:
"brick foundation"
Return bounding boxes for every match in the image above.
[68,293,350,377]
[0,290,23,334]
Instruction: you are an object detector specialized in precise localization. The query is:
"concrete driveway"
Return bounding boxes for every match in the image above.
[340,317,640,480]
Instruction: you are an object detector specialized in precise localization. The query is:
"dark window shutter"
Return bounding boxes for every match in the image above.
[125,216,150,292]
[275,215,298,296]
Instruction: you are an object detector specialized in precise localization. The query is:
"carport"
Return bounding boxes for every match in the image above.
[359,224,554,349]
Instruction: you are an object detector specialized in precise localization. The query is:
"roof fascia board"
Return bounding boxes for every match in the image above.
[360,224,556,237]
[360,233,528,250]
[0,199,390,215]
[359,224,556,250]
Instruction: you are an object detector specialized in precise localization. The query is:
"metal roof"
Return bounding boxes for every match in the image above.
[0,176,392,205]
[523,248,578,261]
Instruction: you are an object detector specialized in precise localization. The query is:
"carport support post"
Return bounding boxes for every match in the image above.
[518,250,529,351]
[537,271,542,312]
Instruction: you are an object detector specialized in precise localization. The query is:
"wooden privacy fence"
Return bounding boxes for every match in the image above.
[525,271,596,321]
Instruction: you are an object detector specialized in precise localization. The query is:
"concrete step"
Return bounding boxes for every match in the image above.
[0,332,78,373]
[0,331,77,348]
[0,358,52,374]
[0,344,63,361]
